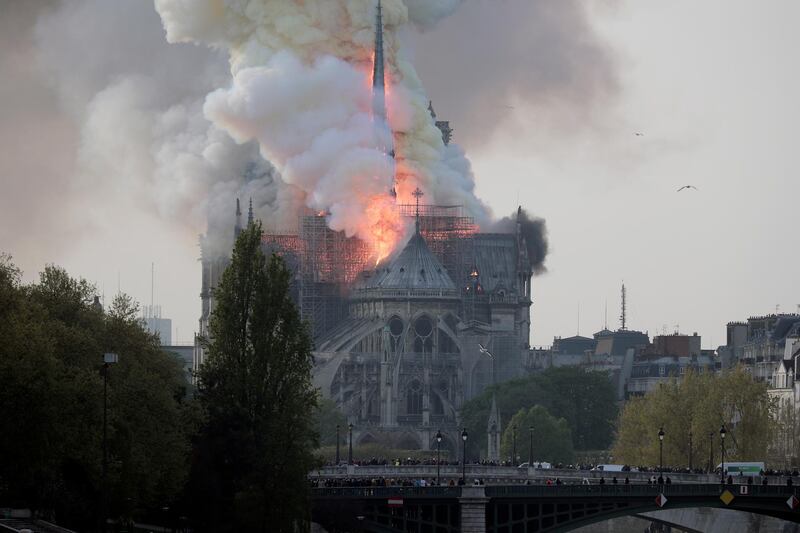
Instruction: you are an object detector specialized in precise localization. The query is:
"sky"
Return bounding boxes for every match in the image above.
[0,0,797,348]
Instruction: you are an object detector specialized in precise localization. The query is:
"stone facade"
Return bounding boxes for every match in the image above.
[312,223,532,453]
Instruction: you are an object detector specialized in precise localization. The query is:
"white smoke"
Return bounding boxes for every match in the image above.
[155,0,491,249]
[31,0,303,258]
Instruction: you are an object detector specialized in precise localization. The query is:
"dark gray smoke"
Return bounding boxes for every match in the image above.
[491,208,549,275]
[412,0,619,149]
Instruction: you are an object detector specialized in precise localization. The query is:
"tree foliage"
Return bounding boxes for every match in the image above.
[460,366,617,457]
[0,256,193,530]
[189,222,318,532]
[612,368,774,467]
[314,397,347,447]
[500,406,574,465]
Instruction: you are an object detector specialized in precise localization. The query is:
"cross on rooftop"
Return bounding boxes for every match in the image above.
[412,187,424,233]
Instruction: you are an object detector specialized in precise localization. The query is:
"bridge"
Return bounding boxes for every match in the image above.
[311,484,800,532]
[312,464,720,484]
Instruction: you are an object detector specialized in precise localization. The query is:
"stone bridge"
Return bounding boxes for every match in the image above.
[311,484,800,532]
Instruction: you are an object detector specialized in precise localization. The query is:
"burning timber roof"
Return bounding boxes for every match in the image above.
[354,231,457,296]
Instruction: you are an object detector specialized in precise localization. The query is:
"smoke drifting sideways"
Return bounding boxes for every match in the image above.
[491,209,549,275]
[155,0,492,256]
[0,0,305,260]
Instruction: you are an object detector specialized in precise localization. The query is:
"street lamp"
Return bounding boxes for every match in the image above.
[720,424,727,484]
[461,428,468,484]
[528,426,534,467]
[512,425,517,466]
[335,424,340,465]
[435,429,443,485]
[658,427,665,481]
[348,423,354,465]
[688,432,693,471]
[101,352,118,533]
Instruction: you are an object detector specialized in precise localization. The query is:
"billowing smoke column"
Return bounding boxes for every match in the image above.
[155,0,490,262]
[491,208,549,274]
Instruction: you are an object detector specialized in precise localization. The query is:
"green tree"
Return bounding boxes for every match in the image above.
[314,398,347,447]
[500,406,574,465]
[613,368,773,467]
[460,366,618,457]
[0,257,194,530]
[191,222,318,532]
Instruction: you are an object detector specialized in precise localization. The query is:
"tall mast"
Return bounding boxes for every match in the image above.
[620,282,627,331]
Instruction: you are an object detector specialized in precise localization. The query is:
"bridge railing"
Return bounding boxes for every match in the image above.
[311,465,720,484]
[312,484,799,500]
[483,484,799,498]
[313,486,461,498]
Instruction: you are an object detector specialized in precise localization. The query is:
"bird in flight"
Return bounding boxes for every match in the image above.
[677,185,698,192]
[478,343,494,359]
[634,132,644,136]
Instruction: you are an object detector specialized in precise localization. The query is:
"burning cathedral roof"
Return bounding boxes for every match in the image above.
[359,231,456,293]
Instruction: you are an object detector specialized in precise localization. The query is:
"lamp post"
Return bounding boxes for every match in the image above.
[461,428,468,484]
[435,429,443,485]
[528,426,534,467]
[101,352,118,533]
[688,432,693,471]
[658,427,665,481]
[708,432,714,473]
[512,425,517,466]
[720,425,727,484]
[335,424,340,465]
[348,423,354,465]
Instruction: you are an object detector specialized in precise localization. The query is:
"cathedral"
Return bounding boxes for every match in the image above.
[194,0,533,456]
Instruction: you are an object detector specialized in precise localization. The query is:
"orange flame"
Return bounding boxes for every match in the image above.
[365,194,403,266]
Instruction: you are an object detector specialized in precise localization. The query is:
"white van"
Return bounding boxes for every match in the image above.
[592,464,625,472]
[518,461,552,469]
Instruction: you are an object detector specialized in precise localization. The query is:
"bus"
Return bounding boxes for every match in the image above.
[718,462,765,477]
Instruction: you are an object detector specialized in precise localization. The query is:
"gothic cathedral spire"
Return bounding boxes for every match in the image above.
[372,0,396,197]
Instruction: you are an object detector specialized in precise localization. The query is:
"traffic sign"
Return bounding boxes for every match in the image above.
[739,485,749,495]
[720,490,735,505]
[388,498,404,507]
[787,495,799,511]
[655,494,668,508]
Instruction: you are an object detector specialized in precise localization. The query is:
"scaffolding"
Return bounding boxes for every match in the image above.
[261,204,478,341]
[397,203,477,288]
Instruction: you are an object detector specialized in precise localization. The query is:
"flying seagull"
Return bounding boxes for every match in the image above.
[634,132,644,136]
[478,343,494,359]
[677,185,699,192]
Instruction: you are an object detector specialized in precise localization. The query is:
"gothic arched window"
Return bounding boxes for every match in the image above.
[413,316,434,353]
[388,316,404,352]
[406,380,422,415]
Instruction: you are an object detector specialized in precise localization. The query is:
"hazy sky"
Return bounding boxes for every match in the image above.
[1,0,797,347]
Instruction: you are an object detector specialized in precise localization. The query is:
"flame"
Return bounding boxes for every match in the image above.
[365,194,403,266]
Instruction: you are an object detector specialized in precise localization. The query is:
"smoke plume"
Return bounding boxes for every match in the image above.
[491,209,549,275]
[412,0,619,148]
[154,0,492,258]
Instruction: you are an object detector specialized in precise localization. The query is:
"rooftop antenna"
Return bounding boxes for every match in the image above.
[577,302,581,336]
[604,299,608,330]
[619,282,627,331]
[151,262,155,318]
[412,187,424,234]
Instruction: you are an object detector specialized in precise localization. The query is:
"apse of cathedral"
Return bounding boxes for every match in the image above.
[195,1,533,454]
